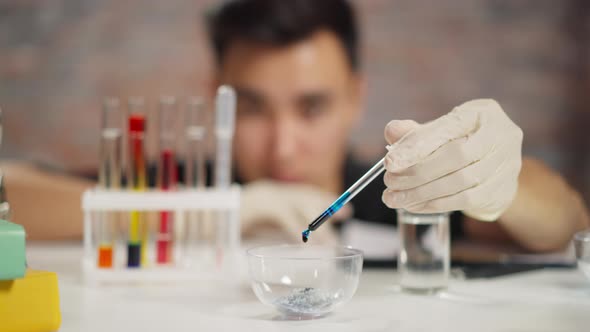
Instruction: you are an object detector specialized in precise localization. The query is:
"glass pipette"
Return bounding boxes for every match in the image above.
[302,157,386,243]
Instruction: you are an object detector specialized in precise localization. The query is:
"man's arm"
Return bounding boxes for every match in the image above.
[464,157,590,252]
[382,99,589,253]
[1,161,93,240]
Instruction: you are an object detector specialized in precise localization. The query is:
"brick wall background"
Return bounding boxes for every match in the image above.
[0,0,588,200]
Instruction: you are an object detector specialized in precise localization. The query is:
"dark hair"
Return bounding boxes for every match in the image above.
[207,0,360,71]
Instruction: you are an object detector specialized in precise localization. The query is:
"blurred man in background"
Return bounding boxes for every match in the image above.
[207,0,589,250]
[3,0,588,252]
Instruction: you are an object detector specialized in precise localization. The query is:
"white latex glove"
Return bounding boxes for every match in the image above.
[382,99,523,221]
[240,180,352,244]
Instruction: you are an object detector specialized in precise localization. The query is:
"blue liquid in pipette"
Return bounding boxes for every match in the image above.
[328,191,351,214]
[302,157,386,243]
[301,229,311,243]
[302,192,351,243]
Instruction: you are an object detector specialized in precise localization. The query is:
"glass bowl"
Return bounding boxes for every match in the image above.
[246,244,363,319]
[574,229,590,281]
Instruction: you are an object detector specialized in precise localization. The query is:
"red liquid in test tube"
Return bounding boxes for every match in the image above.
[157,148,176,264]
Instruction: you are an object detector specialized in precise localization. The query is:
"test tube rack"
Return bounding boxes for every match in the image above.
[81,186,241,285]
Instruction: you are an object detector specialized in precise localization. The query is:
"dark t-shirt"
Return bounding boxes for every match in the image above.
[342,157,393,224]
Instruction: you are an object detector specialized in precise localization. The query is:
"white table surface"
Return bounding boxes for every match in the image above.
[27,242,590,332]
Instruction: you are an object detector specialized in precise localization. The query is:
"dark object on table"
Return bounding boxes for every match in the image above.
[363,258,575,279]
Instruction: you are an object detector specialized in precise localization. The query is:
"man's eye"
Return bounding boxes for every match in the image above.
[301,100,326,119]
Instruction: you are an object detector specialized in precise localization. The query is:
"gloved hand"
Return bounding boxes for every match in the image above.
[382,99,523,221]
[240,180,352,244]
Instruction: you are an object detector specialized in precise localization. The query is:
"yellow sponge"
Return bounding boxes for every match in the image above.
[0,270,61,332]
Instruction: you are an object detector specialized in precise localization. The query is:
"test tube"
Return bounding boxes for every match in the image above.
[126,97,148,268]
[156,96,178,264]
[185,97,208,189]
[0,107,3,148]
[214,86,236,189]
[97,98,123,268]
[0,107,9,221]
[0,172,9,221]
[214,86,237,263]
[183,98,209,264]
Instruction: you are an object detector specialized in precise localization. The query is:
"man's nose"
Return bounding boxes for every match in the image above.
[271,116,298,164]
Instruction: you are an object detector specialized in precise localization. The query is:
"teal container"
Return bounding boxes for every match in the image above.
[0,219,26,280]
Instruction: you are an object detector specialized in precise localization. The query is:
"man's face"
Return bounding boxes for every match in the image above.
[217,30,363,191]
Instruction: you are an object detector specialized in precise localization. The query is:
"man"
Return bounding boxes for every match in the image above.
[4,0,588,250]
[208,0,589,250]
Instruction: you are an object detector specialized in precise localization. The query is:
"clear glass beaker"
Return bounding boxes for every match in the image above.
[397,210,450,293]
[574,229,590,281]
